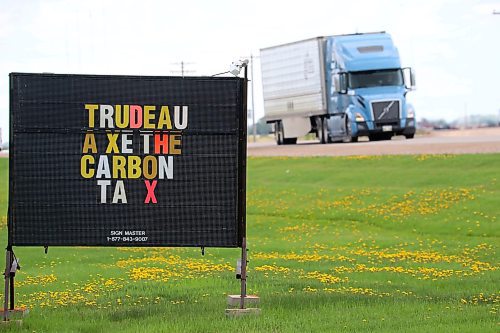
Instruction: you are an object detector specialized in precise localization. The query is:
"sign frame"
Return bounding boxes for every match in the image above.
[7,73,247,248]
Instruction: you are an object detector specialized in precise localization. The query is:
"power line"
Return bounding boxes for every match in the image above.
[171,61,196,77]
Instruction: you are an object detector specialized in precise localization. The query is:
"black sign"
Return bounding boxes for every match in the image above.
[8,73,246,247]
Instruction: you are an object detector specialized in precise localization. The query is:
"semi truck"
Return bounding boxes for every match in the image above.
[260,32,416,144]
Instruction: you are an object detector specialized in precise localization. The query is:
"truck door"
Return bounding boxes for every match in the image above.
[329,73,349,137]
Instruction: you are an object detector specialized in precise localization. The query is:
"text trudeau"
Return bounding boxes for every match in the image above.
[80,104,189,204]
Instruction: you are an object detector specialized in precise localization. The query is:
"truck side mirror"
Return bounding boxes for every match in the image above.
[333,73,348,94]
[403,67,416,90]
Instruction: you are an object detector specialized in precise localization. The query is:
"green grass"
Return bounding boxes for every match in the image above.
[0,154,498,332]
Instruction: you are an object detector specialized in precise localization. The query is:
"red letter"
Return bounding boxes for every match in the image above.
[154,133,169,154]
[130,105,143,128]
[144,180,158,204]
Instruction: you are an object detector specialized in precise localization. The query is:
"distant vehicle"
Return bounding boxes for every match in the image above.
[260,32,416,144]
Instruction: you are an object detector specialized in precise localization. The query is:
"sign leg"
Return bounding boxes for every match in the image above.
[9,273,14,310]
[240,237,247,309]
[3,248,12,321]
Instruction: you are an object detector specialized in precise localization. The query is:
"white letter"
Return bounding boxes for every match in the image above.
[97,180,110,203]
[174,106,188,129]
[158,156,173,179]
[96,155,111,178]
[141,133,151,154]
[121,134,133,154]
[100,105,114,128]
[112,180,127,203]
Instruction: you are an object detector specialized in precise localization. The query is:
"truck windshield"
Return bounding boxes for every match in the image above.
[348,69,403,89]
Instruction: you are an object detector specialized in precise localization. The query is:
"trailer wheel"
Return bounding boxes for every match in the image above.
[405,133,415,139]
[317,117,328,144]
[342,118,358,143]
[275,121,284,145]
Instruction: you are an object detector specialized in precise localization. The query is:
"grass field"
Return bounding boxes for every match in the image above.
[0,154,498,332]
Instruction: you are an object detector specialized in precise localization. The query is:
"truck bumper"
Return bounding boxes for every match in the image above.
[355,119,416,137]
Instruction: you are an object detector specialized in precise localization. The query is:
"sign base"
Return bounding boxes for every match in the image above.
[2,308,29,316]
[226,294,260,307]
[1,307,29,323]
[1,319,23,326]
[225,308,261,317]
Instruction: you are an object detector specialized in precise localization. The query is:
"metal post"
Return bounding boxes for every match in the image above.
[239,64,248,310]
[3,248,12,321]
[9,274,14,310]
[240,237,247,309]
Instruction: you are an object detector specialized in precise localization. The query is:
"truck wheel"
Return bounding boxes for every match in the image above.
[342,118,358,143]
[405,133,415,139]
[275,121,284,145]
[317,117,328,144]
[283,138,297,145]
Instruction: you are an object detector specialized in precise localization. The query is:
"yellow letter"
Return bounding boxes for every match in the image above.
[169,134,182,155]
[142,156,157,179]
[85,104,98,128]
[113,155,127,178]
[106,133,120,153]
[144,105,156,129]
[115,105,129,129]
[128,156,142,178]
[157,106,172,129]
[80,155,95,178]
[82,133,97,153]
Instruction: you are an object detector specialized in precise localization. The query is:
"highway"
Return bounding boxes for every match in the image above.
[248,128,500,157]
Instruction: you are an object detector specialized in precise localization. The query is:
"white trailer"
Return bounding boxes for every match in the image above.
[260,37,327,144]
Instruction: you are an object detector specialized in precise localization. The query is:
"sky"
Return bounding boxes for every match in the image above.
[0,0,499,142]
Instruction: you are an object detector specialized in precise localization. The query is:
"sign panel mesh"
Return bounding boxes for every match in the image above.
[9,73,246,247]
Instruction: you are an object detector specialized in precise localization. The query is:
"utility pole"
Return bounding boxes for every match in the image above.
[250,54,257,143]
[171,61,195,77]
[464,102,468,129]
[494,12,499,124]
[240,54,259,143]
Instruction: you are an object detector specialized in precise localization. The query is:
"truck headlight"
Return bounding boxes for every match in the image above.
[355,112,365,122]
[407,107,415,118]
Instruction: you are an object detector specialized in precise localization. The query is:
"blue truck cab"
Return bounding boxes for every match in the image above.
[324,32,416,142]
[260,32,416,144]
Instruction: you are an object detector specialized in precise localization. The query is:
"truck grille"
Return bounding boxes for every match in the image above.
[372,100,400,123]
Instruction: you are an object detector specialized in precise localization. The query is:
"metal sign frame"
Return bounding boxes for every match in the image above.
[7,73,246,248]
